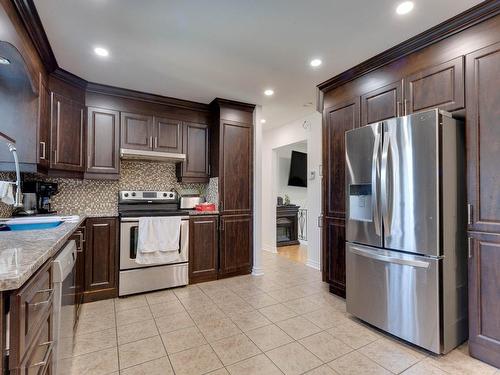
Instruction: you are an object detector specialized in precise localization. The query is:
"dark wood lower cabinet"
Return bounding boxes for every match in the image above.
[219,215,253,277]
[189,216,219,284]
[324,217,346,298]
[84,217,118,302]
[468,231,500,368]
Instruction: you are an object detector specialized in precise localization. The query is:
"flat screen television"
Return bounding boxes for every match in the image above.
[288,151,307,187]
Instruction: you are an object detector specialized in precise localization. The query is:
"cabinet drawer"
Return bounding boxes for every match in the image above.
[17,312,54,375]
[10,261,53,364]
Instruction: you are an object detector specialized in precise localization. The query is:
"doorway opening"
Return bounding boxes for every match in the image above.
[274,141,308,264]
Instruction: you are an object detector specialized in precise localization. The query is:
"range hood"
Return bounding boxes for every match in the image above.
[120,148,186,163]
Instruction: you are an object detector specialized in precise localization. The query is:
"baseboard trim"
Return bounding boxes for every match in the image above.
[306,258,321,270]
[252,267,264,276]
[262,244,277,253]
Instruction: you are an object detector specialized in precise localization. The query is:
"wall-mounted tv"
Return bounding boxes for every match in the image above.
[288,151,307,187]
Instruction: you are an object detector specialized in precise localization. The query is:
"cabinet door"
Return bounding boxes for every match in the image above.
[220,120,252,214]
[154,116,183,153]
[404,56,464,114]
[86,107,120,176]
[219,215,252,276]
[466,43,500,234]
[37,74,50,169]
[50,93,85,171]
[84,218,118,302]
[176,122,209,183]
[324,217,346,297]
[120,112,153,151]
[189,216,218,283]
[323,99,359,218]
[468,232,500,368]
[361,81,402,126]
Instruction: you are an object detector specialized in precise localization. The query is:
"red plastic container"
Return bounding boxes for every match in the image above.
[195,203,216,211]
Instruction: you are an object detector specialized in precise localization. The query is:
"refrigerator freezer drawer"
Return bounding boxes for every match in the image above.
[346,242,441,353]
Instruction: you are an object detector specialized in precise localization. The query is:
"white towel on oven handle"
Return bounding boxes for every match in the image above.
[137,216,181,253]
[136,217,182,265]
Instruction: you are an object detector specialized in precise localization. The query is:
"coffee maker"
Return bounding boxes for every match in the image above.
[17,181,58,215]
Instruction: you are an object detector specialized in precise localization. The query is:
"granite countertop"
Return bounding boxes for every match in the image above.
[188,210,219,216]
[0,215,86,291]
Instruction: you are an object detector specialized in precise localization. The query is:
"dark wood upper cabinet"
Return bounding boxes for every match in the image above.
[176,122,209,183]
[323,99,359,219]
[219,214,252,277]
[324,217,346,297]
[361,80,402,125]
[468,231,500,368]
[153,116,183,153]
[84,217,118,302]
[220,120,252,215]
[189,215,218,283]
[466,43,500,235]
[404,56,464,114]
[86,107,120,177]
[50,93,85,172]
[120,112,153,151]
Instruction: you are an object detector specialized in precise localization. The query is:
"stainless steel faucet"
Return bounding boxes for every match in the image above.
[0,131,23,207]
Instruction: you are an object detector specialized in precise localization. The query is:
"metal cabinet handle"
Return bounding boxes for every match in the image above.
[154,137,158,148]
[40,142,46,160]
[468,237,473,258]
[467,204,473,225]
[28,341,54,369]
[404,99,409,115]
[396,101,401,117]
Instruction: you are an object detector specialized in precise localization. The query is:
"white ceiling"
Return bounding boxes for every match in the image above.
[34,0,482,128]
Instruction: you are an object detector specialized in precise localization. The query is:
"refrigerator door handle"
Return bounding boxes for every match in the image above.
[371,130,381,236]
[381,130,391,235]
[350,246,430,269]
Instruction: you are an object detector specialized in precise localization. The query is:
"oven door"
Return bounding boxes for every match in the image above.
[120,218,189,270]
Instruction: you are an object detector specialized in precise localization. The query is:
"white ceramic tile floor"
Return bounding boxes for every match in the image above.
[64,251,498,375]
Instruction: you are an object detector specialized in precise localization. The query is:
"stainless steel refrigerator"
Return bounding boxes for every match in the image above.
[345,109,468,354]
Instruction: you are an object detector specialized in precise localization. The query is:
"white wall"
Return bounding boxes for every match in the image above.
[261,111,322,270]
[276,142,308,209]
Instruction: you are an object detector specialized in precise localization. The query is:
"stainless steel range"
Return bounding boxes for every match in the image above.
[118,190,189,296]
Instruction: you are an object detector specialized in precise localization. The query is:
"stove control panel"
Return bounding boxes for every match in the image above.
[119,191,177,202]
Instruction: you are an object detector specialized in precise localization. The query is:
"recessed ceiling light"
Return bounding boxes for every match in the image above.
[310,59,322,67]
[0,56,10,65]
[264,89,274,96]
[396,1,414,15]
[94,47,109,57]
[260,119,266,124]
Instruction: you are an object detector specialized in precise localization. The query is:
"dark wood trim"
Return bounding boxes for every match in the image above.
[317,0,500,92]
[87,82,210,112]
[11,0,57,72]
[51,68,87,90]
[211,98,256,112]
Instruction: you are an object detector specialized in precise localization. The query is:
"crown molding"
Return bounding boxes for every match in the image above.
[12,0,58,72]
[317,0,500,92]
[86,82,211,112]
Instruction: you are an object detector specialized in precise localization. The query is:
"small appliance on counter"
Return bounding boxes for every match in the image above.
[14,181,58,216]
[194,203,216,211]
[179,194,205,209]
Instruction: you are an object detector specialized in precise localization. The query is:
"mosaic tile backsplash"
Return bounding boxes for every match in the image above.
[0,161,217,218]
